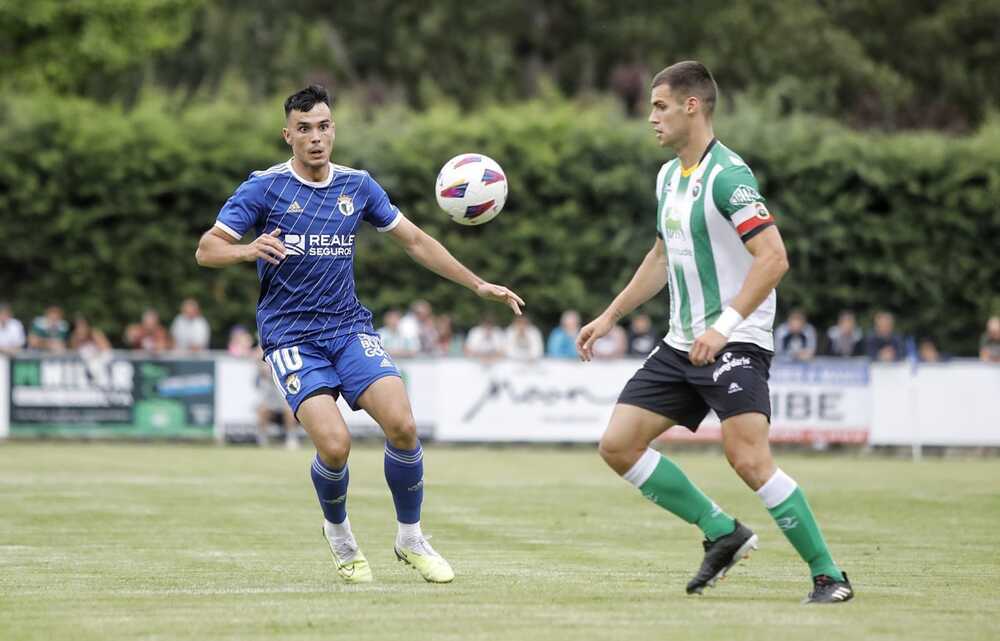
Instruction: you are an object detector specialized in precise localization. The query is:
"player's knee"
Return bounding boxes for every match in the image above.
[315,433,351,468]
[727,452,769,487]
[598,435,637,476]
[383,415,418,449]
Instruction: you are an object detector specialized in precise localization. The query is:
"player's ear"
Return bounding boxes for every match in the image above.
[281,127,292,146]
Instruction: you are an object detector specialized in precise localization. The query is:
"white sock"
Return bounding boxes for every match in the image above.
[622,448,661,488]
[324,517,356,544]
[397,521,423,543]
[755,468,798,509]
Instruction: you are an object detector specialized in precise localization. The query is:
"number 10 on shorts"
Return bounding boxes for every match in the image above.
[268,346,303,393]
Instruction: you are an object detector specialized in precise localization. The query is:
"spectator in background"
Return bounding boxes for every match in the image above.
[547,310,580,359]
[125,308,171,353]
[255,346,298,449]
[865,310,905,362]
[465,313,506,361]
[399,299,438,355]
[69,315,111,356]
[432,314,463,356]
[227,325,255,358]
[0,303,26,354]
[505,315,544,361]
[980,315,1000,363]
[626,313,658,356]
[774,309,817,361]
[378,309,420,358]
[917,337,944,363]
[824,310,864,357]
[170,298,211,353]
[591,322,627,359]
[28,306,69,352]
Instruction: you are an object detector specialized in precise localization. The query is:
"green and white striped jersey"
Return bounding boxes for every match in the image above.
[655,139,777,352]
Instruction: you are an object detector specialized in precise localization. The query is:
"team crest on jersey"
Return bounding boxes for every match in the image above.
[285,373,301,394]
[691,180,702,199]
[337,195,355,216]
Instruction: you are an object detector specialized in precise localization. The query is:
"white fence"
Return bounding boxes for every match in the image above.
[2,354,998,446]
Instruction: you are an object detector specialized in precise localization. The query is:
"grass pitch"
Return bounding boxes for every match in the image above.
[1,442,997,641]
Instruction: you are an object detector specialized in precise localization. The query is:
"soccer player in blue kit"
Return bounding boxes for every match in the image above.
[196,85,524,584]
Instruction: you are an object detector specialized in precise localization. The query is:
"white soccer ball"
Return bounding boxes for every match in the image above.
[435,153,508,225]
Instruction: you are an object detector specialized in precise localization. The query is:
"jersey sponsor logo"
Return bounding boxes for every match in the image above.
[336,194,355,216]
[729,184,763,208]
[286,200,304,214]
[712,351,753,382]
[283,234,356,258]
[358,333,386,358]
[663,208,685,240]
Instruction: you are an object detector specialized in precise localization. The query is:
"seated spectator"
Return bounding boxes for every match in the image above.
[980,315,1000,363]
[227,325,255,358]
[0,303,26,355]
[125,308,171,353]
[917,337,944,363]
[774,309,817,361]
[627,313,658,356]
[547,310,580,359]
[865,310,905,362]
[69,315,112,356]
[592,323,627,359]
[505,315,544,361]
[399,299,438,355]
[28,306,69,352]
[378,309,420,358]
[170,298,211,353]
[465,314,506,361]
[824,310,864,357]
[255,346,298,449]
[432,314,464,356]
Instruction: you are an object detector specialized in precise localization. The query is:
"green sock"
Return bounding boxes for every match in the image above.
[636,455,736,541]
[768,487,844,580]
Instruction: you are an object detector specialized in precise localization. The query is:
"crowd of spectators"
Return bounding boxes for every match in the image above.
[1,299,998,365]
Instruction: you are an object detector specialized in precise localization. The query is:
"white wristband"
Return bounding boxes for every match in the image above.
[711,306,744,338]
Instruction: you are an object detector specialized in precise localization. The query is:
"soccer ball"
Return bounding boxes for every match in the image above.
[435,153,508,225]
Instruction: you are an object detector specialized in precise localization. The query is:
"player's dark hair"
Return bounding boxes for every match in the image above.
[284,85,330,117]
[651,61,718,115]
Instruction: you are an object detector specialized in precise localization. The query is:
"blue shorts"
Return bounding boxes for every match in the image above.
[264,333,401,415]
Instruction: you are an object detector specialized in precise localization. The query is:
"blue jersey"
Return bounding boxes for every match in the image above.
[214,160,402,352]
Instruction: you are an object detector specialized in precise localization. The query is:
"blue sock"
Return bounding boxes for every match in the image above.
[384,441,424,524]
[311,454,349,524]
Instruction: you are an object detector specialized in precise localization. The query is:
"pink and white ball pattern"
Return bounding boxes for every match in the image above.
[435,153,508,225]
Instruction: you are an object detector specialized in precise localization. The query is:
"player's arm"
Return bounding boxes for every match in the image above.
[386,216,524,315]
[577,238,668,361]
[688,226,789,366]
[195,227,286,268]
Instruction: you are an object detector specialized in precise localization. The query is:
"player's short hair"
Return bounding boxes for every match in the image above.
[651,61,718,115]
[284,85,330,118]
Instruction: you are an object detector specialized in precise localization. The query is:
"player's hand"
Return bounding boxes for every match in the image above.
[475,282,525,315]
[689,328,727,367]
[576,314,615,362]
[245,228,286,265]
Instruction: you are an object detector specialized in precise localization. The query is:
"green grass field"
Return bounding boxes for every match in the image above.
[1,443,997,641]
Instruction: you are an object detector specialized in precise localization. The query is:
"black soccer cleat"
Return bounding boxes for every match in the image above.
[803,572,854,604]
[685,520,758,595]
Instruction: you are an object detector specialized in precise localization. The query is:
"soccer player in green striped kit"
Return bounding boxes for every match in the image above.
[577,60,853,604]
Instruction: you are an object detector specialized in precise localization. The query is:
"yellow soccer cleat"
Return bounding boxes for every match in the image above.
[322,526,373,584]
[394,537,455,584]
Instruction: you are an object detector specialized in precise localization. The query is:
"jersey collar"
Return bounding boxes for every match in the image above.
[680,137,718,177]
[287,159,335,188]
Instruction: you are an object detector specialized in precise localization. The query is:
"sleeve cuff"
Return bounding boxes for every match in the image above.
[214,221,243,240]
[376,209,403,233]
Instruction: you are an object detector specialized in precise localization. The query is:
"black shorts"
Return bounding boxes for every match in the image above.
[617,342,773,431]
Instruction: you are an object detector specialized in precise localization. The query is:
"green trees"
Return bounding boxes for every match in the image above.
[2,95,996,354]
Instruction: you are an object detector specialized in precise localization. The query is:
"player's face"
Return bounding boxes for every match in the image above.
[648,84,689,148]
[283,103,335,169]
